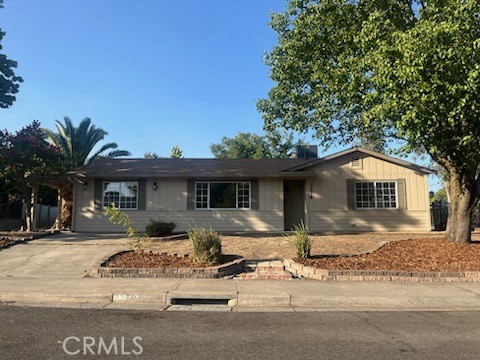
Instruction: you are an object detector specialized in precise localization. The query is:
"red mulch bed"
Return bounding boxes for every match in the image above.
[299,238,480,272]
[105,251,237,268]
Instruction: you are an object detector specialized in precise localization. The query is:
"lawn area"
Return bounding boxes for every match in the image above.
[150,232,445,260]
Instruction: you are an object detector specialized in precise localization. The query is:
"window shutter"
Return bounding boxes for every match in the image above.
[346,179,356,210]
[94,179,104,210]
[397,178,407,209]
[250,179,259,210]
[187,179,195,210]
[138,179,147,210]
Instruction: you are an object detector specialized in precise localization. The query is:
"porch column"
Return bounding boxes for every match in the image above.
[30,185,39,231]
[54,187,63,231]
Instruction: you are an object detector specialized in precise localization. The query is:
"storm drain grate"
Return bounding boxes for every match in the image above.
[170,298,230,306]
[166,297,234,311]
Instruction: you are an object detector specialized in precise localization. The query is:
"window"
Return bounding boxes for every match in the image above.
[355,181,397,209]
[195,182,250,209]
[103,181,138,210]
[196,182,208,209]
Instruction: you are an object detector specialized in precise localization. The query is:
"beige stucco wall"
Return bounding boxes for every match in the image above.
[72,153,431,233]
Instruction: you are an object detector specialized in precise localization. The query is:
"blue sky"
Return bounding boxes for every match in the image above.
[0,0,291,158]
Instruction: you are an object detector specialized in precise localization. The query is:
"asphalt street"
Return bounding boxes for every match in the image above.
[1,305,480,359]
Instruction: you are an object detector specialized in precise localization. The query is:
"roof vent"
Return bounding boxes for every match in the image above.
[293,145,318,159]
[351,156,362,167]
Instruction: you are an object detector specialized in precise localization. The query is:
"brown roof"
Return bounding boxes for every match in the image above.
[67,147,434,179]
[68,158,314,179]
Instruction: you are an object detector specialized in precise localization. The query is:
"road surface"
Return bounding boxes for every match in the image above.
[1,305,480,359]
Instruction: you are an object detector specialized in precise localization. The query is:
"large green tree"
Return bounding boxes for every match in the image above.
[44,116,130,169]
[0,0,23,108]
[0,121,62,230]
[211,130,298,159]
[211,132,269,159]
[257,0,480,243]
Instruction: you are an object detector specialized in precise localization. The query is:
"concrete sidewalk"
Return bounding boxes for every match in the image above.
[2,277,480,311]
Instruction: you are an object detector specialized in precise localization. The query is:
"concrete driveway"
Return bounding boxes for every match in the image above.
[0,232,128,278]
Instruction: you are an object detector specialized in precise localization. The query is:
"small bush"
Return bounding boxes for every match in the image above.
[292,221,311,259]
[145,219,176,237]
[188,227,222,265]
[103,204,150,252]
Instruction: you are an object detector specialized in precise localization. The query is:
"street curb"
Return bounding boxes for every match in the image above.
[112,292,168,304]
[0,292,113,304]
[4,288,480,312]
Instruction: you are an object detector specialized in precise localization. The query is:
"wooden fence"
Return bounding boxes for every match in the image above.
[0,202,57,230]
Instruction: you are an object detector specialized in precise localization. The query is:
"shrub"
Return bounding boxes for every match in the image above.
[145,219,176,237]
[292,221,311,259]
[187,227,222,265]
[103,204,150,252]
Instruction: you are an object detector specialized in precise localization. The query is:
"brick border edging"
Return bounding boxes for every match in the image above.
[284,259,480,282]
[0,230,60,251]
[88,251,245,279]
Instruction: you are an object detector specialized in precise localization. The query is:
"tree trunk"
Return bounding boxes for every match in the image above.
[445,172,477,243]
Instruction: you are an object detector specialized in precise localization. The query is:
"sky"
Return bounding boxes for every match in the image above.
[0,0,291,158]
[0,0,440,190]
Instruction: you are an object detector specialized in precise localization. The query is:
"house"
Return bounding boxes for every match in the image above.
[64,147,433,233]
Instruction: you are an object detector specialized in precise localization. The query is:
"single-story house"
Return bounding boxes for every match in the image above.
[64,147,433,233]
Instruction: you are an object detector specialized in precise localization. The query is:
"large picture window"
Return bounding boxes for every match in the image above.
[355,181,397,209]
[103,181,138,210]
[195,182,250,210]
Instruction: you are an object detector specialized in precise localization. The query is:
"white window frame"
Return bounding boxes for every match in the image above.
[354,180,398,210]
[102,181,139,210]
[194,181,251,210]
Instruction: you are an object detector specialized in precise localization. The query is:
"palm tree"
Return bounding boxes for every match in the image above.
[43,117,130,230]
[44,116,131,169]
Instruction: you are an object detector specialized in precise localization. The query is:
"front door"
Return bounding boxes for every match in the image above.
[284,180,305,231]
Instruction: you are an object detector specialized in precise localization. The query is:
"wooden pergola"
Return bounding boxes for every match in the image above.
[27,174,73,231]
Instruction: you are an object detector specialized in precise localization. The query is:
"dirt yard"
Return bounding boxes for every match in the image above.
[149,232,446,260]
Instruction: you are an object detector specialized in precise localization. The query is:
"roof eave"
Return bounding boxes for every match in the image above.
[284,146,435,175]
[68,171,315,179]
